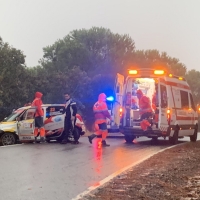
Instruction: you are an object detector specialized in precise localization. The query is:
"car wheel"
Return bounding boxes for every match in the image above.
[124,135,135,143]
[1,132,16,146]
[190,125,198,142]
[169,129,179,145]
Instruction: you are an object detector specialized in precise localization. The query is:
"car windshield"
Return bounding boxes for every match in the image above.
[2,109,25,122]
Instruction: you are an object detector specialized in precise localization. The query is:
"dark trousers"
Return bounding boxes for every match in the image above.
[140,112,154,126]
[62,118,77,141]
[140,112,153,120]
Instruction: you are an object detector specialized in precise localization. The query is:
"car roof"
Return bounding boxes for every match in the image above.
[19,104,65,110]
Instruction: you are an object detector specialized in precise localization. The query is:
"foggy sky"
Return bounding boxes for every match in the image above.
[0,0,200,71]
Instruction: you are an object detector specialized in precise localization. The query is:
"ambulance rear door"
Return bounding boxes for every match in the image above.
[18,108,36,141]
[158,82,169,132]
[112,73,124,127]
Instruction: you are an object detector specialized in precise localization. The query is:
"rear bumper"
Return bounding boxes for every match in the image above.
[119,126,170,137]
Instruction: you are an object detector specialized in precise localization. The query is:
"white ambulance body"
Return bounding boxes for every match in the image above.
[109,69,198,144]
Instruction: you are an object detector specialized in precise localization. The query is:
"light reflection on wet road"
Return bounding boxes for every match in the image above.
[0,136,198,200]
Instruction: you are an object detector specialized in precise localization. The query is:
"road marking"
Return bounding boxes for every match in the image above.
[72,142,187,200]
[0,144,23,148]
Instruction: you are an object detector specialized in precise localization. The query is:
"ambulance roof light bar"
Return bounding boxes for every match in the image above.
[128,69,165,76]
[127,68,186,81]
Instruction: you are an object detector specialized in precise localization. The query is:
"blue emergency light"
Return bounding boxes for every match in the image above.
[106,96,114,102]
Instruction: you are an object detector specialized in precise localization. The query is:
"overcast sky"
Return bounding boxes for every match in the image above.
[1,0,200,71]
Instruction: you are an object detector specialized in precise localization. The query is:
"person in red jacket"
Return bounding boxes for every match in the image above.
[31,92,45,143]
[136,89,153,131]
[88,93,112,147]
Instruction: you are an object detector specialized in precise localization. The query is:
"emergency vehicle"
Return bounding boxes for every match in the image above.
[107,68,199,144]
[0,104,85,146]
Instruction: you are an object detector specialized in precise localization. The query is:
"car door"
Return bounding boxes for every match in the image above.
[18,108,36,141]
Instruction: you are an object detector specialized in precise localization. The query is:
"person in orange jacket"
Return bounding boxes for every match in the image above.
[136,89,153,131]
[31,92,46,143]
[88,93,112,147]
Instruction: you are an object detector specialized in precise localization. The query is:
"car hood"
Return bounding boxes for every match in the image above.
[0,121,17,132]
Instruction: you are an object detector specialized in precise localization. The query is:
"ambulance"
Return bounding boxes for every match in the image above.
[108,68,199,144]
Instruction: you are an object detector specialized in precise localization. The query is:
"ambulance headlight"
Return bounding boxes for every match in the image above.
[106,96,114,102]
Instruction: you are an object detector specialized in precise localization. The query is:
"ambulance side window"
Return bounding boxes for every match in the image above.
[189,93,196,111]
[160,85,167,108]
[180,90,189,109]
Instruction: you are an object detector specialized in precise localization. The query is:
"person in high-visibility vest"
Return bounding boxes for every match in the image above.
[31,92,46,143]
[88,93,112,147]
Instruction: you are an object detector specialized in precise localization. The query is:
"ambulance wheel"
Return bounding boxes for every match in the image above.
[0,132,16,146]
[169,130,179,145]
[151,137,158,144]
[124,135,135,143]
[190,126,198,142]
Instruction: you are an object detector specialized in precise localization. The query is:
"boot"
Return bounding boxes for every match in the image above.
[40,137,46,143]
[72,141,79,145]
[88,134,96,144]
[34,137,40,143]
[102,140,110,147]
[61,138,68,144]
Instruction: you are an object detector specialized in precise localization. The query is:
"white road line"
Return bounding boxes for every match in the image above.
[72,142,187,200]
[0,144,23,148]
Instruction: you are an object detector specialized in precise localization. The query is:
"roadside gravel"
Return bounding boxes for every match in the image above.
[83,140,200,200]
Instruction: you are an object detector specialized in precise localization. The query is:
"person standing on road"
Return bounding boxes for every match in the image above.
[88,93,111,147]
[61,92,78,144]
[31,92,46,143]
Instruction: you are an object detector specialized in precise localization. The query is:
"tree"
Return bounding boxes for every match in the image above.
[185,69,200,104]
[41,27,135,75]
[132,50,187,76]
[38,27,136,129]
[0,37,28,119]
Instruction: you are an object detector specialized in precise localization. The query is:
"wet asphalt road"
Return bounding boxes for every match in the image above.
[0,136,198,200]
